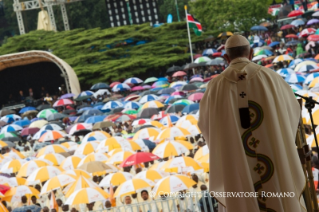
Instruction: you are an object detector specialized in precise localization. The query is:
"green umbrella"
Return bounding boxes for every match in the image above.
[123,109,138,115]
[37,108,58,119]
[144,77,158,84]
[0,132,17,139]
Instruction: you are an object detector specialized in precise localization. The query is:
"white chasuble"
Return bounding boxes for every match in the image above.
[198,57,306,212]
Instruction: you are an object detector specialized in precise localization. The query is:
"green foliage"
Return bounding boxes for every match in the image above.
[190,0,271,32]
[0,22,210,86]
[158,0,190,22]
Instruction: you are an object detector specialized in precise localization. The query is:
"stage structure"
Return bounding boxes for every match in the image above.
[0,50,81,96]
[105,0,159,27]
[13,0,83,35]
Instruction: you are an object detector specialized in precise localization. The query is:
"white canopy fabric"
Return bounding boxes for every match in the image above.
[0,50,81,95]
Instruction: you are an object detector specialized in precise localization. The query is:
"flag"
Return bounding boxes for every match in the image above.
[187,14,202,36]
[49,191,59,212]
[109,184,116,207]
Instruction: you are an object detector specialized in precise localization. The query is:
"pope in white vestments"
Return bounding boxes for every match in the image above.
[198,35,306,212]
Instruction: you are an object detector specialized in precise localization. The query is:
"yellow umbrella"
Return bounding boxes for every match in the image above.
[4,177,26,187]
[133,128,160,141]
[78,161,118,173]
[60,155,82,171]
[39,153,66,166]
[99,172,134,187]
[134,170,168,183]
[152,140,191,158]
[65,187,109,205]
[0,159,24,174]
[26,166,64,185]
[40,174,77,195]
[156,126,190,141]
[152,175,196,197]
[194,145,209,161]
[106,150,134,165]
[107,148,123,156]
[4,149,25,159]
[65,176,99,197]
[3,185,40,203]
[309,77,319,88]
[160,156,203,173]
[310,108,319,125]
[75,142,99,155]
[61,142,78,151]
[78,153,110,167]
[61,169,91,179]
[176,115,198,126]
[149,161,166,170]
[141,101,164,109]
[82,131,111,143]
[218,32,233,38]
[198,154,209,163]
[97,137,141,153]
[0,140,8,148]
[201,162,209,172]
[147,121,164,128]
[29,120,48,128]
[37,144,68,157]
[114,178,155,197]
[17,160,48,177]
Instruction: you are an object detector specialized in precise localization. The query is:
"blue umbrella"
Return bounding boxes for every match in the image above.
[83,109,103,116]
[90,83,110,90]
[157,77,169,81]
[19,107,36,114]
[289,59,304,68]
[139,139,156,150]
[268,41,280,47]
[157,88,176,95]
[102,101,123,110]
[285,73,306,83]
[77,91,94,98]
[202,49,217,56]
[84,115,106,124]
[291,19,305,26]
[124,102,141,109]
[191,75,203,79]
[251,25,268,31]
[182,103,199,114]
[78,107,93,112]
[276,68,294,78]
[13,120,31,127]
[285,40,300,46]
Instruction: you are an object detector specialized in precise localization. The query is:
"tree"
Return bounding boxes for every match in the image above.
[189,0,271,32]
[158,0,190,23]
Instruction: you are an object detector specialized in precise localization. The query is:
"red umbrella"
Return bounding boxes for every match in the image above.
[188,93,204,101]
[110,82,121,88]
[300,28,316,37]
[172,71,187,77]
[285,34,298,39]
[203,77,213,82]
[193,54,202,59]
[21,127,40,136]
[212,52,222,57]
[288,10,304,17]
[53,99,74,107]
[280,24,295,30]
[120,152,160,167]
[0,184,10,194]
[308,35,319,42]
[211,74,220,79]
[125,94,141,102]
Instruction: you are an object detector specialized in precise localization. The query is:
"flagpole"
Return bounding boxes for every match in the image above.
[185,5,194,76]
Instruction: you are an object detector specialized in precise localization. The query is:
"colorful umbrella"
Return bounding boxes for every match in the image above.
[114,178,154,197]
[38,131,66,143]
[172,71,187,77]
[0,115,21,124]
[152,140,191,158]
[3,186,40,203]
[285,73,306,83]
[152,81,169,88]
[39,153,66,166]
[124,77,143,84]
[276,68,294,77]
[272,55,294,63]
[299,28,316,37]
[194,56,212,63]
[0,124,22,133]
[82,131,111,143]
[139,95,159,104]
[53,99,74,107]
[60,155,82,171]
[120,152,160,167]
[65,188,109,205]
[26,166,63,185]
[99,172,134,187]
[37,109,57,119]
[68,123,92,136]
[102,101,124,110]
[141,101,164,109]
[112,83,131,92]
[40,174,76,194]
[0,159,25,174]
[75,142,99,155]
[134,170,168,183]
[188,93,204,101]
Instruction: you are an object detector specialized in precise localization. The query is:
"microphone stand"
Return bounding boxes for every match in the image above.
[295,93,319,154]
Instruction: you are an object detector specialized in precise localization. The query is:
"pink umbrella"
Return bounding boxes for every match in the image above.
[190,77,204,82]
[21,127,40,136]
[172,71,187,77]
[188,93,204,101]
[171,91,185,96]
[131,86,145,91]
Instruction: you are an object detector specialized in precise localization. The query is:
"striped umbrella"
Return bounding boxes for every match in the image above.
[96,137,138,153]
[194,145,209,160]
[77,91,94,98]
[124,102,141,110]
[289,59,304,68]
[152,175,196,197]
[272,55,294,63]
[161,156,203,173]
[40,174,76,194]
[65,188,109,205]
[101,101,124,110]
[82,131,111,143]
[114,178,154,197]
[141,101,164,109]
[0,159,25,174]
[62,169,91,179]
[297,64,318,73]
[75,142,99,155]
[106,150,134,165]
[61,142,79,151]
[152,140,191,158]
[60,155,82,171]
[124,77,143,84]
[139,95,159,104]
[133,128,160,141]
[2,177,26,187]
[160,115,180,125]
[37,144,68,157]
[3,186,40,203]
[276,68,294,78]
[285,73,306,83]
[68,123,92,136]
[39,153,66,166]
[4,150,24,159]
[309,78,319,88]
[17,160,48,177]
[172,99,194,106]
[99,172,134,187]
[112,83,131,92]
[134,170,168,183]
[53,99,74,107]
[0,115,21,124]
[305,74,319,85]
[41,124,63,131]
[37,109,58,119]
[152,81,169,88]
[38,130,66,142]
[290,84,303,92]
[65,176,99,197]
[0,124,22,133]
[84,115,107,124]
[26,166,63,185]
[170,81,187,88]
[157,127,191,141]
[78,153,110,167]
